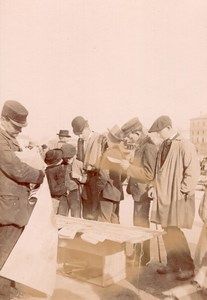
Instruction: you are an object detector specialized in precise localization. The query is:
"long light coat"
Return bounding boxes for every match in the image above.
[151,134,200,229]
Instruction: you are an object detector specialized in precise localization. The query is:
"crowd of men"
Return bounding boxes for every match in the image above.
[0,99,202,299]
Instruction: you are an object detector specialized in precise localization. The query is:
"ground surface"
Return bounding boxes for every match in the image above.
[14,190,207,299]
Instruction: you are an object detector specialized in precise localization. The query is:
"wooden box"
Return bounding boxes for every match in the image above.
[58,236,126,287]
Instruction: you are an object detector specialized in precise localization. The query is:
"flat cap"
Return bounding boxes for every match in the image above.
[121,117,142,136]
[1,100,28,127]
[61,143,76,159]
[148,115,172,133]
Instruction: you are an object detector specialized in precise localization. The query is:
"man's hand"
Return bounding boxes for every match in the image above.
[120,159,130,170]
[148,186,156,199]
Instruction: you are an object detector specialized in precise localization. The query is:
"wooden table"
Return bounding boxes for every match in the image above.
[56,216,164,287]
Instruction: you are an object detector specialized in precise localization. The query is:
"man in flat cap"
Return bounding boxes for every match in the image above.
[120,117,157,266]
[0,100,45,299]
[148,115,200,280]
[71,116,107,220]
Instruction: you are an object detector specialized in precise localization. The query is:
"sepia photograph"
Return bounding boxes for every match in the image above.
[0,1,207,299]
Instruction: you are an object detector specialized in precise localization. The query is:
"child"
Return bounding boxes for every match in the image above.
[44,148,66,213]
[60,143,87,217]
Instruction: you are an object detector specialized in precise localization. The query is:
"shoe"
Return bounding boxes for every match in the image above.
[10,286,23,299]
[85,214,95,220]
[157,265,179,274]
[176,270,194,281]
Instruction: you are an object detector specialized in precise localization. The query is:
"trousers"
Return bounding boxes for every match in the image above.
[133,199,151,265]
[57,190,81,218]
[98,199,119,224]
[0,225,23,300]
[163,226,194,271]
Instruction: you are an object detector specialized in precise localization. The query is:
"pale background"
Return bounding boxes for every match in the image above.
[0,0,207,144]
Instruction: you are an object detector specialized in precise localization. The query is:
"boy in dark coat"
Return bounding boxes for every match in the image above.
[44,148,66,213]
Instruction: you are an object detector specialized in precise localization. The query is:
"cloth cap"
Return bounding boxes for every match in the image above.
[71,116,88,135]
[148,115,172,133]
[107,125,124,143]
[121,117,142,136]
[1,100,28,127]
[61,144,76,159]
[44,149,63,165]
[57,130,71,137]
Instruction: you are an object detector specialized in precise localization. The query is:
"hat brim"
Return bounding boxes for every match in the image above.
[73,130,82,136]
[44,153,63,165]
[148,129,157,133]
[57,134,71,137]
[107,129,123,142]
[9,118,27,127]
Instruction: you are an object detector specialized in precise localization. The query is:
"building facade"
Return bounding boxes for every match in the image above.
[190,114,207,156]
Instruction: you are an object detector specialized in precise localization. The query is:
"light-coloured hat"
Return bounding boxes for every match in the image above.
[107,125,124,143]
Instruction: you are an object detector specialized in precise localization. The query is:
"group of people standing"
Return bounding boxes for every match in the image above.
[0,99,201,300]
[46,112,200,283]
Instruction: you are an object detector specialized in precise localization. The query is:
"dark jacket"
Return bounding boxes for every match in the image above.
[127,135,157,202]
[0,128,44,227]
[45,164,67,198]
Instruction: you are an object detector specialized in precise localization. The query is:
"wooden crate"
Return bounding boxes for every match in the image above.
[58,236,126,287]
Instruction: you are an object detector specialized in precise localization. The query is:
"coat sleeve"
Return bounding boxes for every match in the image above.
[127,144,157,183]
[180,141,200,194]
[0,148,44,184]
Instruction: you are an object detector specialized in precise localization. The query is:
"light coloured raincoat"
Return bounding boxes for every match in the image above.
[151,134,200,229]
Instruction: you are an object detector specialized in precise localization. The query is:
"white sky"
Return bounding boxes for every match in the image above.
[0,0,207,144]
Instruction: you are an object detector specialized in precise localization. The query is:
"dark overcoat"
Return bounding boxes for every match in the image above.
[0,128,44,227]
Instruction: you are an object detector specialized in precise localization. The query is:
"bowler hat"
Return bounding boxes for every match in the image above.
[107,125,124,143]
[1,100,28,127]
[61,144,76,159]
[121,117,142,136]
[57,130,71,137]
[71,116,88,135]
[44,149,63,165]
[148,115,172,133]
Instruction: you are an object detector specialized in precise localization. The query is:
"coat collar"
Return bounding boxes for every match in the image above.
[0,126,21,149]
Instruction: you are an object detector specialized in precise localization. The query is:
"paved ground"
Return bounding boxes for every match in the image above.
[14,190,207,300]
